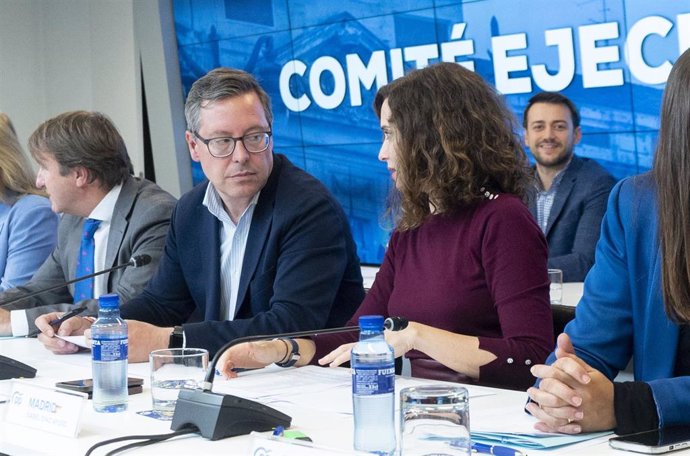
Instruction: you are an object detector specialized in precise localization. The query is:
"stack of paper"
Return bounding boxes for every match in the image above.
[470,398,612,450]
[471,430,612,450]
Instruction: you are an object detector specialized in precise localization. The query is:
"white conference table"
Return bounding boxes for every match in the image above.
[560,282,584,308]
[0,336,673,456]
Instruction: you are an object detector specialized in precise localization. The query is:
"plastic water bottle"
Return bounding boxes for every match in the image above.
[91,293,128,412]
[351,315,396,455]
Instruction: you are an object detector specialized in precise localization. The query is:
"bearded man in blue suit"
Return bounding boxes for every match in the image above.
[524,92,616,282]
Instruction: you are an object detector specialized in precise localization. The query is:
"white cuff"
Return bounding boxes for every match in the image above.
[10,309,29,337]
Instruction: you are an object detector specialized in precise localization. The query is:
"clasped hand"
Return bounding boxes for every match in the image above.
[526,333,616,434]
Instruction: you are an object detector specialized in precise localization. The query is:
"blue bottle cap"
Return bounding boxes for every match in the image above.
[98,293,120,309]
[359,315,384,330]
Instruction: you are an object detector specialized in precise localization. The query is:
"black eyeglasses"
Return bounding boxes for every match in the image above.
[194,130,272,158]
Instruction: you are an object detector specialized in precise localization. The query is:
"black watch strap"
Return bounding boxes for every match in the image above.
[168,326,184,349]
[276,338,300,368]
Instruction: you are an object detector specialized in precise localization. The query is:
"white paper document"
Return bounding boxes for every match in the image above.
[213,365,495,415]
[55,335,90,349]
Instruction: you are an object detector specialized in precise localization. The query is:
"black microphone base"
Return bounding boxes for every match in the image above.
[0,354,37,380]
[170,389,292,441]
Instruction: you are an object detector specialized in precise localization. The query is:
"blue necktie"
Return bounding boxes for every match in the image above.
[74,218,101,302]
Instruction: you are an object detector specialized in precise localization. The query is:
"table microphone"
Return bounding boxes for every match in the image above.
[0,254,152,308]
[170,316,408,441]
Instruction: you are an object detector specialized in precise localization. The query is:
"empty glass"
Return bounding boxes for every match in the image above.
[548,269,563,305]
[400,385,470,455]
[149,348,208,418]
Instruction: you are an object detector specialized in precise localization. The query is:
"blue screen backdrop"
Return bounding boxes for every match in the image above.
[172,0,690,265]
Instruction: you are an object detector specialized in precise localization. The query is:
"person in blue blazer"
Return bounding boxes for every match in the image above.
[36,68,364,361]
[0,113,57,291]
[524,93,616,282]
[526,47,690,435]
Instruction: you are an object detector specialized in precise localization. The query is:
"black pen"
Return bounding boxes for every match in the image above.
[26,305,89,338]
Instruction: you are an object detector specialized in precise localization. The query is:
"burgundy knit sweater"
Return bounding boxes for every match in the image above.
[313,194,553,390]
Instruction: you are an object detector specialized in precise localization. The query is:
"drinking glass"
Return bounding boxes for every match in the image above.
[149,348,208,418]
[400,385,470,455]
[548,268,563,305]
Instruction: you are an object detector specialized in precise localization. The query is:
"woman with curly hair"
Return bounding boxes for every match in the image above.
[218,62,553,390]
[0,113,58,290]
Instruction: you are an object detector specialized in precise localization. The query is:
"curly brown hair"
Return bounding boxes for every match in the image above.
[374,62,530,230]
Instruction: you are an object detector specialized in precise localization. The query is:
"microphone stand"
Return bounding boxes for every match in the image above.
[0,255,152,381]
[0,255,151,308]
[170,325,360,441]
[170,317,407,440]
[201,325,359,390]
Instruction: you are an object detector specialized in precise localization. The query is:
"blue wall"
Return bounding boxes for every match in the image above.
[173,0,690,264]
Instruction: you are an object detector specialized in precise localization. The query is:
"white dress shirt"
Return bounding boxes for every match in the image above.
[202,183,259,321]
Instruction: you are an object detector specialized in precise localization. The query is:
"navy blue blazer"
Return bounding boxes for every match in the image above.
[527,155,616,282]
[121,154,364,355]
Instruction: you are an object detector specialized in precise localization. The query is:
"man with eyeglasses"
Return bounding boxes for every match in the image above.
[35,68,365,361]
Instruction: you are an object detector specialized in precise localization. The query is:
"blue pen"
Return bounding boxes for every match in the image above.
[470,442,526,456]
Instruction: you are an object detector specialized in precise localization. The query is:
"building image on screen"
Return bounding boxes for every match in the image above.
[172,0,690,265]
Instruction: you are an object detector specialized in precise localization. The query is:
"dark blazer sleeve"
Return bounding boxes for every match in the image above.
[547,161,616,281]
[120,202,199,326]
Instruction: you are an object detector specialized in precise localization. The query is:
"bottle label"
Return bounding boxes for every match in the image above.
[352,364,395,395]
[92,337,128,362]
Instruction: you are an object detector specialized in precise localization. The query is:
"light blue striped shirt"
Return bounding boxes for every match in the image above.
[535,164,570,233]
[202,184,259,321]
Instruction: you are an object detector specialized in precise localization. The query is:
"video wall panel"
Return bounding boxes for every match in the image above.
[173,0,690,264]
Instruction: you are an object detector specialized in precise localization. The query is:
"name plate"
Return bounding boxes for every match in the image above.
[249,432,368,455]
[5,380,87,437]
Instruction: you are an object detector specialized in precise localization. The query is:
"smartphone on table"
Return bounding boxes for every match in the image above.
[55,377,144,399]
[609,425,690,454]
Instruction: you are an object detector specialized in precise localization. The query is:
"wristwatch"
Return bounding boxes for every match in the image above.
[168,326,184,349]
[275,338,300,368]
